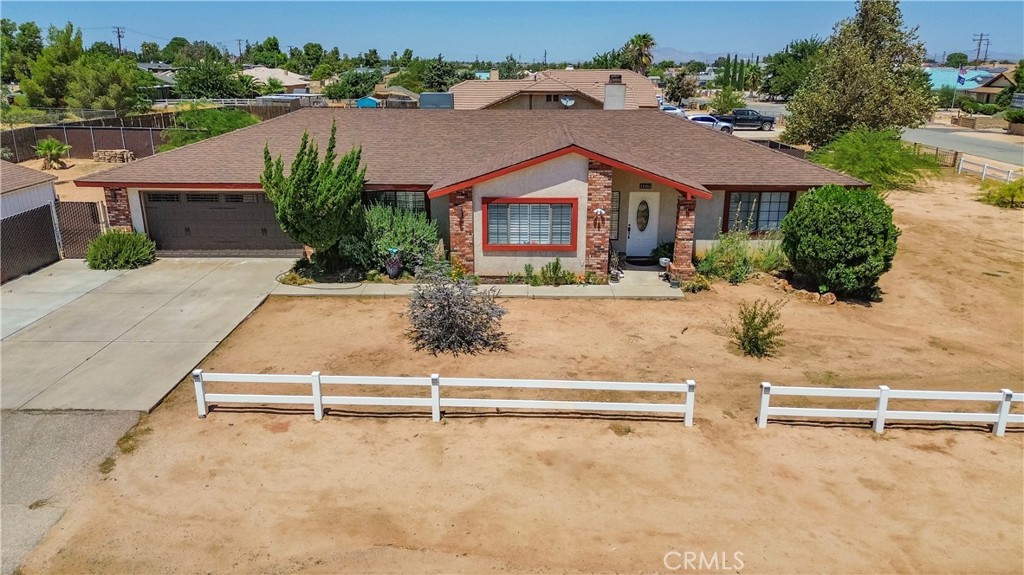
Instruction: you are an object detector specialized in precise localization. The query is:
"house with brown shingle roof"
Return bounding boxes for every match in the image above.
[449,68,661,110]
[1,161,62,282]
[76,109,865,279]
[967,69,1017,104]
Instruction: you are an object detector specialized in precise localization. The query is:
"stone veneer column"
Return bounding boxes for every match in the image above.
[668,195,696,280]
[103,187,133,229]
[447,187,474,272]
[585,160,613,279]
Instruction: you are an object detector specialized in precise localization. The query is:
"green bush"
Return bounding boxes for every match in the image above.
[809,127,940,190]
[731,299,786,357]
[780,185,900,298]
[650,242,674,260]
[959,100,978,113]
[696,230,752,282]
[682,273,711,293]
[538,258,576,286]
[363,205,439,272]
[979,178,1024,209]
[976,103,1001,116]
[1003,109,1024,124]
[159,106,259,152]
[85,230,156,270]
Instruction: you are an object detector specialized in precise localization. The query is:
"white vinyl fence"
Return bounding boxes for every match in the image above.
[757,383,1023,436]
[957,157,1023,182]
[192,370,696,426]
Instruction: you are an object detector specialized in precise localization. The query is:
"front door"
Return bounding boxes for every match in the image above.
[626,192,660,257]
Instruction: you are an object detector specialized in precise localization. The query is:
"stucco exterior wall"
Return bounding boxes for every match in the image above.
[431,194,450,248]
[471,153,589,275]
[0,182,57,219]
[488,94,602,110]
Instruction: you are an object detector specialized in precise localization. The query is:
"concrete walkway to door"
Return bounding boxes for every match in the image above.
[1,257,291,411]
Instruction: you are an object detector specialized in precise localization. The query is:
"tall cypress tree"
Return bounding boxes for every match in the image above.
[721,54,731,88]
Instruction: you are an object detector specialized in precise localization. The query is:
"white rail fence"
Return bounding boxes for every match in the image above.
[192,370,696,426]
[757,383,1024,436]
[957,157,1023,182]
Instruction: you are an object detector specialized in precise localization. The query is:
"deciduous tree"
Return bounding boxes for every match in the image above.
[944,52,968,68]
[761,38,824,100]
[19,23,84,107]
[66,54,153,114]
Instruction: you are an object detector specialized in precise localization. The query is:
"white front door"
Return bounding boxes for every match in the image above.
[626,192,660,257]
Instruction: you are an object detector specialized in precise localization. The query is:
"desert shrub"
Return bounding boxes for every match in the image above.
[682,273,711,293]
[523,263,541,286]
[406,264,509,356]
[650,242,674,260]
[279,271,314,286]
[159,106,259,152]
[696,230,752,282]
[780,185,900,298]
[363,204,439,272]
[1003,109,1024,124]
[750,234,790,273]
[809,127,940,190]
[538,258,576,286]
[960,99,978,113]
[731,299,786,357]
[979,178,1024,209]
[976,103,1001,116]
[85,229,156,270]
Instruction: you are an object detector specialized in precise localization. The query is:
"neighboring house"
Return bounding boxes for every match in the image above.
[75,109,864,279]
[449,68,661,110]
[137,62,177,74]
[373,85,419,109]
[1,161,60,283]
[967,69,1017,103]
[240,66,310,93]
[355,96,381,108]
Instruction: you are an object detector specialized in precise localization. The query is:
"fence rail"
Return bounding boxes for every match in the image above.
[757,382,1023,436]
[192,370,697,425]
[957,157,1022,182]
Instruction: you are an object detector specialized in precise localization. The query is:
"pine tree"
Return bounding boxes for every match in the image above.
[783,0,936,147]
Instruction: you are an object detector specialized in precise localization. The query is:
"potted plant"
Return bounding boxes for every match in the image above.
[384,248,402,280]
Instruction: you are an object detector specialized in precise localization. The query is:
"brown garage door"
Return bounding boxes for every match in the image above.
[1,204,61,283]
[143,192,301,255]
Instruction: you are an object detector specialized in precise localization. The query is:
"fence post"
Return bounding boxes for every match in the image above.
[956,155,964,174]
[1006,169,1012,183]
[684,380,696,427]
[120,129,126,149]
[311,371,323,421]
[757,382,771,429]
[193,369,207,418]
[90,126,96,153]
[994,389,1013,436]
[874,386,890,434]
[981,164,988,181]
[149,129,156,156]
[431,374,441,422]
[62,125,69,158]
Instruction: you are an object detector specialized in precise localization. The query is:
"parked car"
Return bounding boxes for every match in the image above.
[712,108,775,131]
[660,105,686,117]
[685,114,734,133]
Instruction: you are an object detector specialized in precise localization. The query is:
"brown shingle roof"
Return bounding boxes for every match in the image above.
[1,160,57,195]
[449,68,660,110]
[76,109,866,191]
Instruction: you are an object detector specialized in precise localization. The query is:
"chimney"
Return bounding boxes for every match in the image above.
[489,68,499,81]
[604,74,626,110]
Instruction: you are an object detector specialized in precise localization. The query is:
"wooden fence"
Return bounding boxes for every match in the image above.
[757,382,1023,436]
[749,139,805,159]
[192,369,697,425]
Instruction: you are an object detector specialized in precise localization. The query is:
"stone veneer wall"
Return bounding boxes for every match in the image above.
[447,187,474,272]
[584,160,612,279]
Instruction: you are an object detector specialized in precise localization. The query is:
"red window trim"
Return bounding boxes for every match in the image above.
[722,191,796,234]
[481,197,578,252]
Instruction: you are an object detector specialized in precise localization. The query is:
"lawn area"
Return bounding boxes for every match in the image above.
[20,173,1024,574]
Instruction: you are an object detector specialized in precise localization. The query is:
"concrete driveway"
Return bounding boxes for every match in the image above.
[1,257,291,411]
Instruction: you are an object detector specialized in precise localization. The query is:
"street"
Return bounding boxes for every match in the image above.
[902,126,1023,166]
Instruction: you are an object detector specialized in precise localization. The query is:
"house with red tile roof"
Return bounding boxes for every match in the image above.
[76,108,865,279]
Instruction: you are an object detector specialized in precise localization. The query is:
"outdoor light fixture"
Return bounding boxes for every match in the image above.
[593,208,606,215]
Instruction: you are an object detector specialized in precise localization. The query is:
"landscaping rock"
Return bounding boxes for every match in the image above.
[820,292,837,305]
[92,149,135,163]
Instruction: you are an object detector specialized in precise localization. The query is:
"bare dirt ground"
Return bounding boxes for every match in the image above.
[19,174,1024,574]
[20,158,113,203]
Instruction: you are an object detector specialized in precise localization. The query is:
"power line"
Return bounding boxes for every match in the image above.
[972,33,988,65]
[113,26,125,54]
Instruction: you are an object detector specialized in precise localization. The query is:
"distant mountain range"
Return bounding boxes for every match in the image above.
[652,47,767,64]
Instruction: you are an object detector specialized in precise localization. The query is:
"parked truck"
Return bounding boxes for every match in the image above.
[712,109,776,131]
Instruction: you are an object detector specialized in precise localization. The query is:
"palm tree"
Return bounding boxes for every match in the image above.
[745,66,764,95]
[623,33,656,75]
[34,137,71,170]
[260,78,286,95]
[235,74,262,98]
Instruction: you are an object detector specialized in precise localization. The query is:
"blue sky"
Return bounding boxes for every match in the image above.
[3,1,1023,63]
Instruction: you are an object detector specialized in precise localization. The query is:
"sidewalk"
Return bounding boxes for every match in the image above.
[272,280,685,299]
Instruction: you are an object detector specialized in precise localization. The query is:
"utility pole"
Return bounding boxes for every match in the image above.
[983,38,991,62]
[235,39,244,59]
[113,26,125,54]
[543,49,547,66]
[972,33,988,65]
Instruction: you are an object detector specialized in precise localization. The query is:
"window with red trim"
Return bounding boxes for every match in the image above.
[482,198,577,251]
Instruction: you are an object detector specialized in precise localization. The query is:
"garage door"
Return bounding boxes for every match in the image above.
[143,192,301,255]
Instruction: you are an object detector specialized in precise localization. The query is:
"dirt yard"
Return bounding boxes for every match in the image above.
[20,158,114,203]
[19,174,1024,574]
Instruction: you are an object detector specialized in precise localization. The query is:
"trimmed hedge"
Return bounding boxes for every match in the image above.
[780,185,900,298]
[85,229,157,270]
